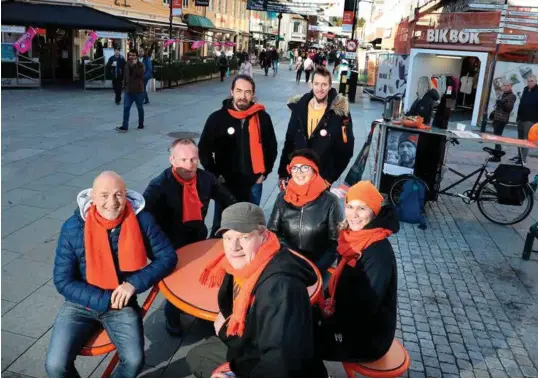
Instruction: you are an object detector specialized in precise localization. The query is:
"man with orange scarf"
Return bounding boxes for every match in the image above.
[186,203,327,377]
[313,181,399,363]
[199,75,278,237]
[144,138,236,336]
[46,171,177,378]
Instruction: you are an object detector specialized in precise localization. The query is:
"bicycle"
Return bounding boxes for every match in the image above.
[389,138,534,225]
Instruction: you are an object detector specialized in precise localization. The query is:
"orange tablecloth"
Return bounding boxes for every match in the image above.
[159,239,322,322]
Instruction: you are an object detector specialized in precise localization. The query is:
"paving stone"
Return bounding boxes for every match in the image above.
[408,370,425,378]
[1,332,36,371]
[520,365,538,377]
[514,354,534,367]
[425,366,442,378]
[403,332,419,343]
[423,356,440,368]
[1,258,53,303]
[1,371,33,378]
[440,362,460,375]
[459,369,476,377]
[438,352,456,364]
[473,369,491,378]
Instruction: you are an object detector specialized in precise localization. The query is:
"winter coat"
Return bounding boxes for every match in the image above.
[107,54,126,80]
[493,91,516,123]
[217,248,328,377]
[123,62,145,93]
[142,56,153,80]
[267,190,342,265]
[271,49,279,61]
[314,206,399,361]
[407,88,440,125]
[143,168,236,249]
[53,190,177,313]
[219,55,229,69]
[517,86,538,122]
[199,99,278,198]
[279,88,355,183]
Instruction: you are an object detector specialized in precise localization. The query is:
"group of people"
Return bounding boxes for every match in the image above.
[106,47,153,133]
[46,66,399,378]
[258,47,280,76]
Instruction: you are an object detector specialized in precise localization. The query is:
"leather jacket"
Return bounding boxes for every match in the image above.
[267,190,342,265]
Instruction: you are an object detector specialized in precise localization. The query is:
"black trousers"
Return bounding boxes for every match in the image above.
[493,120,508,151]
[296,69,303,82]
[186,336,228,378]
[305,70,312,83]
[220,67,227,81]
[112,78,122,103]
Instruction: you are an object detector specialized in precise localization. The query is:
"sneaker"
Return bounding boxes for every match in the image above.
[115,126,128,132]
[137,124,144,130]
[143,100,149,105]
[115,101,120,105]
[509,156,520,162]
[165,319,182,337]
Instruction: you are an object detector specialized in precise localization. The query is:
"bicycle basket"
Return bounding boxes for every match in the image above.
[493,164,530,206]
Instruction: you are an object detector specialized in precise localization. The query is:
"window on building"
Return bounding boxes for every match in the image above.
[209,0,213,10]
[163,0,170,4]
[182,0,188,7]
[223,0,227,13]
[293,22,300,33]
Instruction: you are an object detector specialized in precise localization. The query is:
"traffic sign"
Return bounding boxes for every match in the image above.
[469,3,507,9]
[498,33,526,40]
[501,23,538,32]
[497,39,526,45]
[345,39,358,52]
[345,52,357,59]
[463,28,502,33]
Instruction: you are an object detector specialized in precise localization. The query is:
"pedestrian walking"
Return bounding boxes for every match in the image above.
[116,50,145,132]
[140,47,152,104]
[106,47,126,105]
[271,47,279,76]
[303,55,314,83]
[279,67,354,186]
[259,48,267,69]
[199,75,278,236]
[264,53,272,76]
[218,51,229,82]
[513,75,538,164]
[490,79,516,159]
[295,56,304,83]
[239,52,253,77]
[288,49,294,71]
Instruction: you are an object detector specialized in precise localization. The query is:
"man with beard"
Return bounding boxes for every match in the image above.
[143,138,236,336]
[397,133,418,168]
[199,75,278,237]
[278,66,354,187]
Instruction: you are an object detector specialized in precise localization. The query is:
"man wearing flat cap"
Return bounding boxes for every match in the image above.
[186,202,327,377]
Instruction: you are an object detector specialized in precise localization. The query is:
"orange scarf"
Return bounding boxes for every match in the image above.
[84,202,147,290]
[199,231,281,337]
[284,156,329,207]
[171,168,203,223]
[227,103,266,175]
[321,227,392,316]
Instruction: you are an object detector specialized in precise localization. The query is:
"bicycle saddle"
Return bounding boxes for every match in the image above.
[483,147,506,159]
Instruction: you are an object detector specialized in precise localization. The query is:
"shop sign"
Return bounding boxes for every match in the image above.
[506,10,538,17]
[342,10,354,33]
[195,0,209,6]
[503,17,538,25]
[468,3,507,10]
[426,29,480,44]
[1,25,25,34]
[309,25,321,31]
[97,31,128,39]
[463,28,502,33]
[502,23,538,32]
[172,0,182,16]
[498,33,526,40]
[497,39,526,45]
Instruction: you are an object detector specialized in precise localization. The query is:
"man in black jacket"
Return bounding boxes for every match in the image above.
[143,138,236,335]
[106,47,126,105]
[278,66,354,186]
[199,75,278,236]
[514,75,538,164]
[186,203,327,377]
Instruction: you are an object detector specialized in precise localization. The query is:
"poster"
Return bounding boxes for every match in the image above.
[487,61,538,124]
[383,129,419,176]
[1,43,16,62]
[374,54,408,100]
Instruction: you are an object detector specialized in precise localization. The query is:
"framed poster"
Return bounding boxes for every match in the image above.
[375,54,409,99]
[383,129,419,176]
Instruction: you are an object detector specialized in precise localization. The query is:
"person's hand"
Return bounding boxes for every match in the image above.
[111,282,136,310]
[256,175,265,184]
[279,178,287,191]
[214,312,226,336]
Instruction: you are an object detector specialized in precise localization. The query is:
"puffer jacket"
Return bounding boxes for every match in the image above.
[493,91,516,123]
[278,88,355,183]
[53,189,177,313]
[267,190,342,265]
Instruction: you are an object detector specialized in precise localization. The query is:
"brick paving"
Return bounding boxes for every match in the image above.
[2,67,538,377]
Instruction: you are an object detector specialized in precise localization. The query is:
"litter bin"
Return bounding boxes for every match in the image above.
[347,70,358,103]
[339,70,348,95]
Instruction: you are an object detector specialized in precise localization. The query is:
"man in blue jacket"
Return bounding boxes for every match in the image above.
[46,171,177,378]
[106,46,126,105]
[140,47,153,104]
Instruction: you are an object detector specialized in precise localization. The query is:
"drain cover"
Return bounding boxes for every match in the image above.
[167,131,201,139]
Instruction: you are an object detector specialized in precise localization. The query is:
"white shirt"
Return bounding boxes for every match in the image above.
[304,58,314,71]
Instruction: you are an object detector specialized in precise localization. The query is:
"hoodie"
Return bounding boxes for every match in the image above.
[314,206,400,362]
[279,88,355,183]
[53,189,177,312]
[217,248,328,377]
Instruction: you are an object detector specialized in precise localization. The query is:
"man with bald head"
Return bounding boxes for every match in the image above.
[143,138,236,335]
[46,171,177,378]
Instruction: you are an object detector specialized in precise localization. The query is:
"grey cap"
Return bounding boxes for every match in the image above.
[216,202,266,236]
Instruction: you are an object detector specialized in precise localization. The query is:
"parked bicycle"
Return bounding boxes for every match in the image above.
[390,138,534,225]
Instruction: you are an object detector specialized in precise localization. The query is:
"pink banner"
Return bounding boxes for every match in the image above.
[163,39,176,48]
[13,27,37,54]
[212,42,221,47]
[224,42,236,47]
[191,40,205,49]
[82,31,98,56]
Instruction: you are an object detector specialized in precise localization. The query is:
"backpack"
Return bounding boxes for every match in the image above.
[395,178,427,229]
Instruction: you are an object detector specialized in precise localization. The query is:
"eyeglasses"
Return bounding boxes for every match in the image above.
[290,165,312,173]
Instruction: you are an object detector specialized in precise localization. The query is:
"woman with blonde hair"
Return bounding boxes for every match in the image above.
[314,180,399,362]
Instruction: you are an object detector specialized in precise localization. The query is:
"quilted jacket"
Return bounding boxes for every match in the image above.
[53,189,177,312]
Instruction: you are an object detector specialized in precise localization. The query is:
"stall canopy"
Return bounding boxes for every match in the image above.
[1,0,143,32]
[184,14,215,29]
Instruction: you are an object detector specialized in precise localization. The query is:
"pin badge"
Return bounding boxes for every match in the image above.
[227,127,235,135]
[320,129,328,137]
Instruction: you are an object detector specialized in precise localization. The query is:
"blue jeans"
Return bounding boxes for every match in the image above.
[46,302,144,378]
[273,60,279,73]
[209,182,262,238]
[123,92,144,129]
[143,78,150,102]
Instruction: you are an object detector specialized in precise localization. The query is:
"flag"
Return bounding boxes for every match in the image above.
[13,27,37,54]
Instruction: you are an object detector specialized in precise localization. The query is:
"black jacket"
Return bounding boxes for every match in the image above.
[199,99,278,195]
[267,190,342,265]
[517,86,538,122]
[279,88,355,183]
[217,248,328,377]
[315,206,399,361]
[107,55,126,80]
[407,88,440,125]
[143,168,235,249]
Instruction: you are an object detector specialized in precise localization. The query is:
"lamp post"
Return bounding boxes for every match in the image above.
[276,12,283,50]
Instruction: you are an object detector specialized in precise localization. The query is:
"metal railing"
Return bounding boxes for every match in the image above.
[83,56,107,89]
[1,55,41,88]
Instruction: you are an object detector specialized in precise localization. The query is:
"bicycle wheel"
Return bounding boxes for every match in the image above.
[389,175,430,206]
[476,179,534,225]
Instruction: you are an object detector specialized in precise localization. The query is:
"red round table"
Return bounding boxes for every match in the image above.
[159,239,322,322]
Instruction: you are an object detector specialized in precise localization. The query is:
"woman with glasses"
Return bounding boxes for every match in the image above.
[268,149,342,275]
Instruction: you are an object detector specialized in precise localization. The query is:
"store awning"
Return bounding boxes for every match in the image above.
[1,0,143,32]
[184,14,215,29]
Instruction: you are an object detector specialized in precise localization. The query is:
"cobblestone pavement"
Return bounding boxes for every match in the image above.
[2,67,538,378]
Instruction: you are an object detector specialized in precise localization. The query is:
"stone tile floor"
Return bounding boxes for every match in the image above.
[2,67,538,377]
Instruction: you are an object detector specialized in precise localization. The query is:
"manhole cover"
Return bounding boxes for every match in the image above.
[167,131,201,139]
